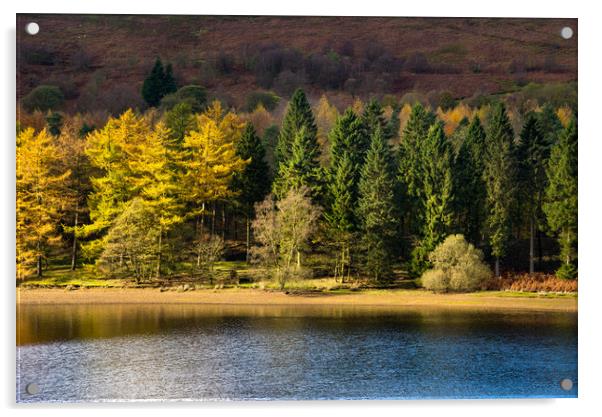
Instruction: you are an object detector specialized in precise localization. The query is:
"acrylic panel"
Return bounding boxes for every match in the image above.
[16,14,578,402]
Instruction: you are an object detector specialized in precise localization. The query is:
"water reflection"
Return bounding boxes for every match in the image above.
[17,304,577,401]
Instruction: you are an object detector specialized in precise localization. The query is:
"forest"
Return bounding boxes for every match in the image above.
[16,59,578,292]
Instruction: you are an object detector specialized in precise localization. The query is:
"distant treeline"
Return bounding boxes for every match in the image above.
[16,86,577,284]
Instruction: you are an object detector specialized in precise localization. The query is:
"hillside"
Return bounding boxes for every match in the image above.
[16,14,577,112]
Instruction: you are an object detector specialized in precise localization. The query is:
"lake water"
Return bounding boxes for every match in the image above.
[17,303,577,402]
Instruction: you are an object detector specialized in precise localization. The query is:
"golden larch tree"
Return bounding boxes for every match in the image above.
[16,128,70,278]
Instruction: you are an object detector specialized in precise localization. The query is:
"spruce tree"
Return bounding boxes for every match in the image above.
[386,105,401,142]
[162,63,178,97]
[398,103,436,234]
[231,123,272,261]
[537,103,563,146]
[362,99,389,142]
[543,120,577,278]
[483,103,517,276]
[328,108,366,202]
[453,116,487,244]
[274,88,317,172]
[411,122,454,276]
[325,152,356,280]
[357,126,397,282]
[516,113,549,273]
[274,126,323,202]
[142,58,166,107]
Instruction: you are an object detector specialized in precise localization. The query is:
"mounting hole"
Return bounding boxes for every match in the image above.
[560,378,573,391]
[25,383,40,395]
[25,22,40,35]
[560,26,573,40]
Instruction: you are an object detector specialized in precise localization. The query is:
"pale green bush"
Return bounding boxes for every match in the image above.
[421,234,492,292]
[421,269,448,292]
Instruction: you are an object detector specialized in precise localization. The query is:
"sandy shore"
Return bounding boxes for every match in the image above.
[16,288,577,312]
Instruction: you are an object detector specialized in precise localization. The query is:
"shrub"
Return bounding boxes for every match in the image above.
[421,234,492,292]
[556,263,578,280]
[20,45,56,66]
[245,91,280,112]
[21,85,64,112]
[421,269,448,292]
[160,85,207,113]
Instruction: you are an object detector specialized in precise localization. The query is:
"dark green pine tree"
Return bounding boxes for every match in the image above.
[362,99,389,142]
[142,58,167,107]
[483,103,517,276]
[325,152,356,281]
[328,108,366,201]
[537,103,563,147]
[357,126,397,282]
[543,120,577,279]
[231,123,272,261]
[516,113,549,273]
[453,115,487,245]
[274,88,318,172]
[386,104,401,142]
[397,103,436,234]
[411,122,454,276]
[274,126,323,202]
[162,63,178,97]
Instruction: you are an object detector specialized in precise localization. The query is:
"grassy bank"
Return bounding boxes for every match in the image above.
[16,287,577,312]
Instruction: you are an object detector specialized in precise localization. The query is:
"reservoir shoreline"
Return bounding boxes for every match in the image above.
[16,288,577,312]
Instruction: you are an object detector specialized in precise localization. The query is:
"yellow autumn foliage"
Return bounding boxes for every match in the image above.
[16,128,70,279]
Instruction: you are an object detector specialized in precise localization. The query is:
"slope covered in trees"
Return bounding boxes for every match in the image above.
[16,86,578,287]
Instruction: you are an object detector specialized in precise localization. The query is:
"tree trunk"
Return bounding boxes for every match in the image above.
[529,216,535,274]
[156,232,162,278]
[211,203,216,235]
[37,255,42,278]
[296,250,301,269]
[245,214,250,263]
[495,257,500,277]
[36,238,42,277]
[537,228,543,269]
[70,204,79,271]
[566,229,571,265]
[221,204,226,240]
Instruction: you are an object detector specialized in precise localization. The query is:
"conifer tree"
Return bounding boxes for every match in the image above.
[231,123,272,261]
[274,88,317,172]
[274,126,323,202]
[162,63,178,97]
[82,110,150,258]
[483,103,517,276]
[181,102,248,222]
[17,128,70,278]
[543,120,577,278]
[56,118,93,271]
[411,122,454,275]
[516,113,548,273]
[142,58,167,107]
[362,99,389,142]
[128,122,183,276]
[386,104,401,142]
[328,108,366,201]
[453,116,487,244]
[325,152,356,280]
[165,101,195,145]
[357,126,397,282]
[537,103,563,146]
[398,103,436,234]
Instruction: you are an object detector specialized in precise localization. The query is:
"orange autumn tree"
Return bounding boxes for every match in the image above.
[16,128,71,278]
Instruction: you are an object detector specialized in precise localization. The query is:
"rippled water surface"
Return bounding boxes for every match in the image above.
[17,304,577,401]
